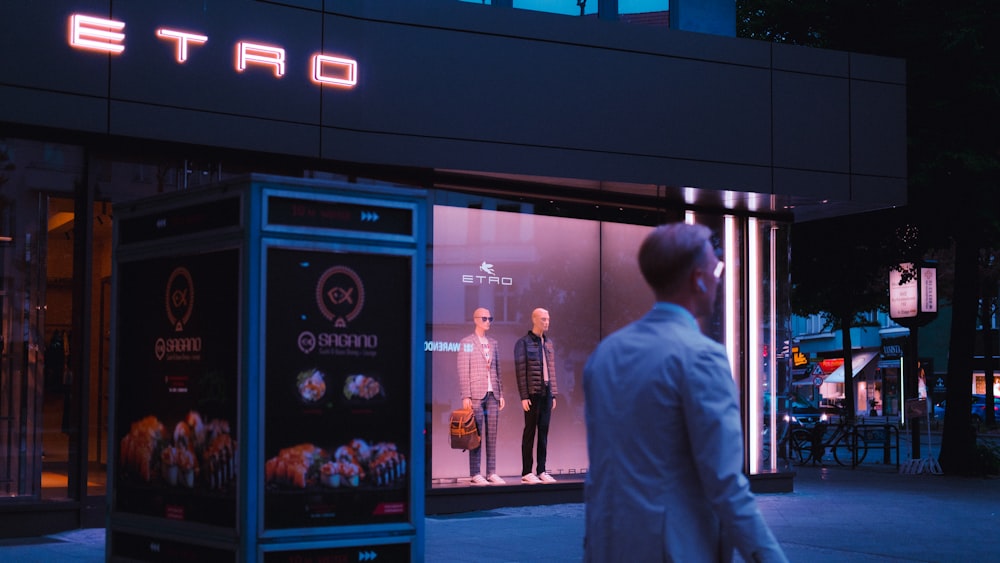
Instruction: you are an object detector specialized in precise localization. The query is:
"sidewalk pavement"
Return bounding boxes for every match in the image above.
[2,464,997,562]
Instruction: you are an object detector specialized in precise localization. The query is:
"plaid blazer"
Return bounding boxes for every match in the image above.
[457,333,503,402]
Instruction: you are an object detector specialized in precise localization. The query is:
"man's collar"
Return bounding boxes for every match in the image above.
[652,302,698,329]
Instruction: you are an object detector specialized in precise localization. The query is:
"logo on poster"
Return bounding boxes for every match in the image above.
[316,266,365,328]
[156,266,202,361]
[298,331,317,354]
[166,267,194,331]
[461,260,513,286]
[299,265,379,357]
[297,330,377,355]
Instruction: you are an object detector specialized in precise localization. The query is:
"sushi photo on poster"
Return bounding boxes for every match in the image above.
[263,247,412,529]
[113,249,240,528]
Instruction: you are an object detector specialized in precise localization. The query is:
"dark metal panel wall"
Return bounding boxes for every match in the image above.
[0,0,906,210]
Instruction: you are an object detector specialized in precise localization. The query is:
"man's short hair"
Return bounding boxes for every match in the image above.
[638,222,712,294]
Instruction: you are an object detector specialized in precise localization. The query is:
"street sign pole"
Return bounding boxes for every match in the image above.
[890,260,937,469]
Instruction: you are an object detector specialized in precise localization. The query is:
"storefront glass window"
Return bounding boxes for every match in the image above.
[684,212,792,475]
[43,195,76,501]
[462,0,669,21]
[620,0,669,22]
[427,195,790,483]
[0,139,82,500]
[512,1,597,16]
[747,218,791,474]
[0,139,253,506]
[428,196,607,484]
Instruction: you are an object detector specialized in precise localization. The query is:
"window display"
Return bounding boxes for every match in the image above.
[428,204,661,484]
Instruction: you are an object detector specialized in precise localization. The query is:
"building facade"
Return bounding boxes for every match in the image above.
[0,0,905,538]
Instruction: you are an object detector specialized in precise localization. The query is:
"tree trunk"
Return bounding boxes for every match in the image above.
[939,234,979,474]
[840,315,855,423]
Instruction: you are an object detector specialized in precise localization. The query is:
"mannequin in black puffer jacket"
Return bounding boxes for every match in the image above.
[513,308,559,484]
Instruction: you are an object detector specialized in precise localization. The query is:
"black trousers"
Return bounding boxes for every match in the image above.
[521,385,553,475]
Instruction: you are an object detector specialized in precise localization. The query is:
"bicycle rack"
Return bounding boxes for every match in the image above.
[857,423,900,470]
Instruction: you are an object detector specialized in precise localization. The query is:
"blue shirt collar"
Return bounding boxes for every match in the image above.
[652,302,698,329]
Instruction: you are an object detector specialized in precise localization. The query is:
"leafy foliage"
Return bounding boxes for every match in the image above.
[790,211,900,324]
[789,210,899,419]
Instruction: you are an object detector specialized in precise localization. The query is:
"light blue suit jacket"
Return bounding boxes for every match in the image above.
[583,304,787,563]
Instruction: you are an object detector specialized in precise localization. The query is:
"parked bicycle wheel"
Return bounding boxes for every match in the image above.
[832,430,869,466]
[789,427,814,465]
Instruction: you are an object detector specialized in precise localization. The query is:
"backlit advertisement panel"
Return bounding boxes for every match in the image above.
[113,249,240,527]
[264,247,411,529]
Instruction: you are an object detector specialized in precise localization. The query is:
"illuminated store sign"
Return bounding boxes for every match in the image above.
[889,262,937,321]
[67,13,358,87]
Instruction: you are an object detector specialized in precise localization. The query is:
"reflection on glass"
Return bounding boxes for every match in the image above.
[513,0,597,16]
[600,222,654,337]
[620,0,669,25]
[43,197,75,500]
[685,212,791,475]
[457,0,669,23]
[89,203,113,498]
[748,220,791,474]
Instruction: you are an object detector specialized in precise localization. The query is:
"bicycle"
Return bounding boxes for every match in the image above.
[789,412,869,466]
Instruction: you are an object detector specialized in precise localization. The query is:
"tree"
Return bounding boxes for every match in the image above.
[903,1,1000,473]
[975,251,1000,428]
[789,210,897,421]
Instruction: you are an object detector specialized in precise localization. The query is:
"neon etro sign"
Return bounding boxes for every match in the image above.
[67,13,358,88]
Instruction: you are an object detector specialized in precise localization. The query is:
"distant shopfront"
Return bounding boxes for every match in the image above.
[798,337,933,420]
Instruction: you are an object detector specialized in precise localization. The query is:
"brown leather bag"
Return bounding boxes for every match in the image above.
[449,408,480,451]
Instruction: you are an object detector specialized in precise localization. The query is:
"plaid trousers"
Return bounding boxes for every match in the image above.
[470,392,500,476]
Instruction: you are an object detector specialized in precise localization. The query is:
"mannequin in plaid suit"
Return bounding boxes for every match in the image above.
[458,307,507,485]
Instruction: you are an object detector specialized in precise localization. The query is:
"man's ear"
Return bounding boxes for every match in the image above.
[696,277,707,293]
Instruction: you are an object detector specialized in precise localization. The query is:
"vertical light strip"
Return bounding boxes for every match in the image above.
[899,358,906,427]
[724,216,737,380]
[684,210,695,225]
[747,218,760,473]
[768,224,779,472]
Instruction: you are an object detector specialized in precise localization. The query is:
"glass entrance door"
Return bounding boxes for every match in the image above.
[42,195,113,500]
[42,196,74,500]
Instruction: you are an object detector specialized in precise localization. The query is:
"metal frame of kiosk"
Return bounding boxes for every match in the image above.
[108,174,427,562]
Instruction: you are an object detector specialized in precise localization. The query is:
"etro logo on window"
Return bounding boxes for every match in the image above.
[461,260,513,286]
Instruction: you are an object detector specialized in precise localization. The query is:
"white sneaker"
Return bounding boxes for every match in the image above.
[521,473,542,484]
[487,473,506,485]
[470,474,489,486]
[538,472,557,483]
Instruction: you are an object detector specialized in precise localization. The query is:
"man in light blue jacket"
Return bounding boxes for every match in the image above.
[583,223,787,563]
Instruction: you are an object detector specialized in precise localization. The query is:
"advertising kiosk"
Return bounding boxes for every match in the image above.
[107,175,426,561]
